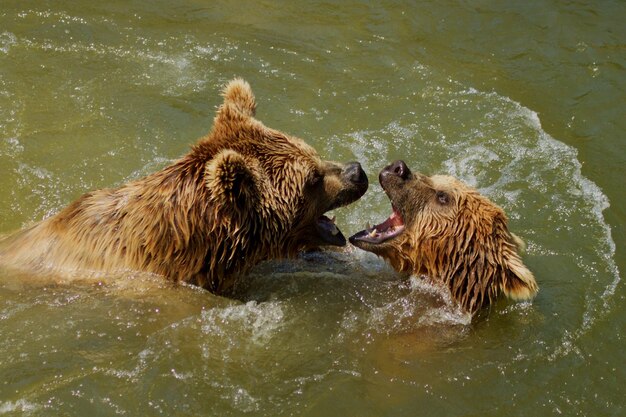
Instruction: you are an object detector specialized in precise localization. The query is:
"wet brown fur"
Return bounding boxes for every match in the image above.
[358,173,537,315]
[0,79,363,294]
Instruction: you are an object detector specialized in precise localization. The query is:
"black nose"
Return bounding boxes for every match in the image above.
[382,160,410,180]
[342,162,368,185]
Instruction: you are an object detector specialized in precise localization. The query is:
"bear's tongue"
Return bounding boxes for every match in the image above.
[315,215,346,246]
[349,207,405,245]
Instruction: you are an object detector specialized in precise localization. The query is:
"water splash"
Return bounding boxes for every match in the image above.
[0,399,39,414]
[0,32,17,54]
[201,301,286,345]
[337,76,620,361]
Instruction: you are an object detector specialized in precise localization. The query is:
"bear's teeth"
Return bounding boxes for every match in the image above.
[366,222,371,229]
[330,216,336,224]
[369,228,378,238]
[331,224,339,236]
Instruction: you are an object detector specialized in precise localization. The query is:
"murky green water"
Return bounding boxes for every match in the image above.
[1,1,624,416]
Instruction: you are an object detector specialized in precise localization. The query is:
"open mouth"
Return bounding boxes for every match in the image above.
[315,214,346,246]
[349,205,405,245]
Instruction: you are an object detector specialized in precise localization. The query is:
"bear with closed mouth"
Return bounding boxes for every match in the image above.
[0,78,368,294]
[350,160,537,316]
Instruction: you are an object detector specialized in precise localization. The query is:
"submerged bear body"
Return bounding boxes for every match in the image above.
[0,79,368,294]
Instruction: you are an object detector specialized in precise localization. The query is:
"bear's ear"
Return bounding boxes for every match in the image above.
[501,238,538,301]
[204,149,260,210]
[217,78,256,120]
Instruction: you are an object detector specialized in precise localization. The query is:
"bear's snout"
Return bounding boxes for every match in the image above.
[326,162,368,212]
[379,160,411,186]
[342,162,368,186]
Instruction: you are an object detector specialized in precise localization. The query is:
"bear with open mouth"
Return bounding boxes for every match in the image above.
[0,79,368,294]
[350,160,538,316]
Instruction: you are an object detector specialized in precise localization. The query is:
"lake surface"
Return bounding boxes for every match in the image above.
[0,1,624,416]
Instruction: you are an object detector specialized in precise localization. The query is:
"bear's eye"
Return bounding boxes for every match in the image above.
[436,191,450,205]
[309,172,324,186]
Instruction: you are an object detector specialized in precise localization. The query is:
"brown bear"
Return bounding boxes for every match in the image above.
[0,78,368,294]
[350,160,537,316]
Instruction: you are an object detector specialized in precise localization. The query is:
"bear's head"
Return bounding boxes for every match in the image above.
[193,79,368,285]
[349,160,537,315]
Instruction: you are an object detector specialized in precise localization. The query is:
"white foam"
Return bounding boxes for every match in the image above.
[231,387,260,413]
[0,32,17,54]
[3,137,23,156]
[367,277,470,333]
[201,301,286,344]
[0,399,39,414]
